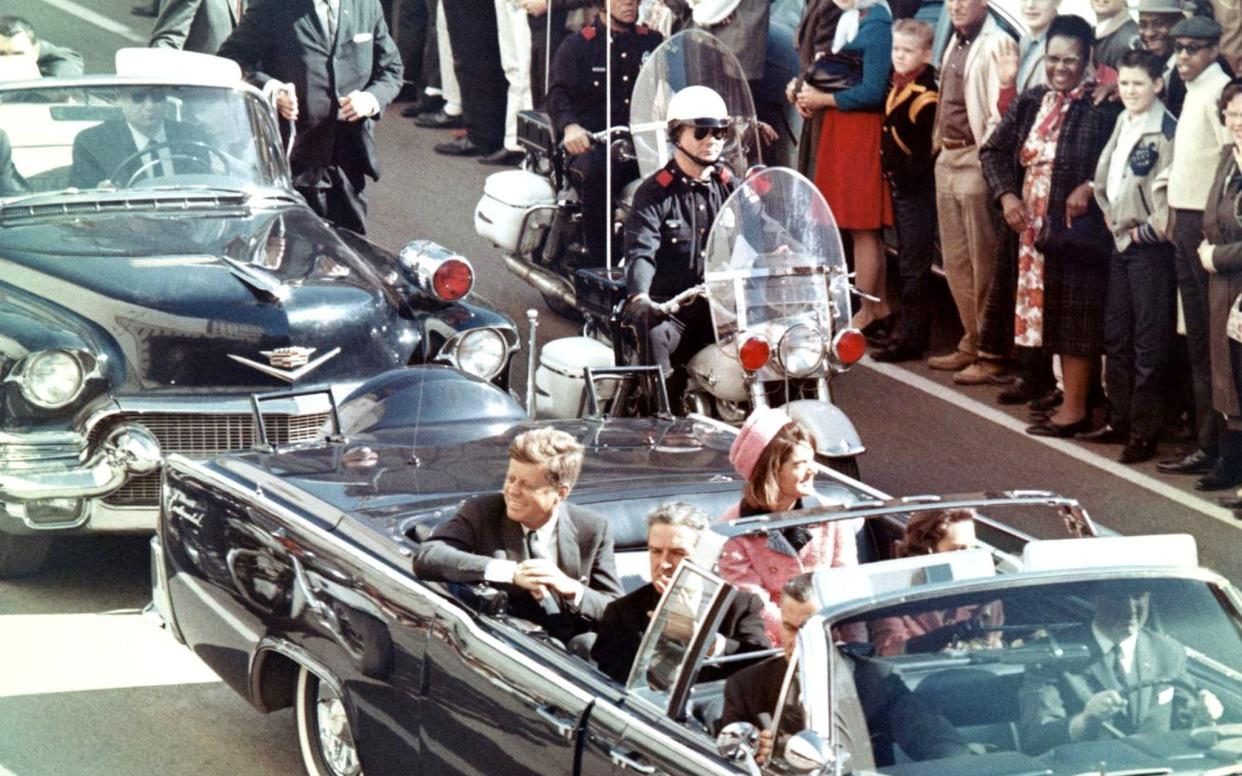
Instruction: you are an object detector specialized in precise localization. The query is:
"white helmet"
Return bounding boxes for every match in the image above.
[666,86,729,135]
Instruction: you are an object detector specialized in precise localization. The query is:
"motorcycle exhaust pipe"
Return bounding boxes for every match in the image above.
[503,254,577,311]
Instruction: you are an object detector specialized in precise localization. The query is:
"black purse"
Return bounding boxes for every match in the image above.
[1035,199,1111,263]
[800,53,863,94]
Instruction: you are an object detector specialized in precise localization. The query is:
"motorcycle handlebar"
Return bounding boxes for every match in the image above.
[656,285,705,316]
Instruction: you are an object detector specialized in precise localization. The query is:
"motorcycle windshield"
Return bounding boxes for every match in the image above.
[629,29,760,180]
[702,167,851,345]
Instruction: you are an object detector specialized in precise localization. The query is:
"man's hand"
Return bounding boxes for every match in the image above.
[339,90,379,122]
[1199,688,1225,721]
[1199,240,1218,273]
[562,123,592,156]
[1070,689,1126,739]
[1000,192,1028,233]
[757,121,779,145]
[520,0,548,15]
[1093,81,1120,106]
[275,83,298,121]
[1065,182,1092,225]
[624,293,664,326]
[785,77,799,105]
[994,37,1019,88]
[755,729,774,765]
[515,558,583,601]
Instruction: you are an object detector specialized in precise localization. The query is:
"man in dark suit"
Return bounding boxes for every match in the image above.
[149,0,245,54]
[70,88,208,189]
[1019,590,1223,754]
[591,502,770,683]
[0,16,84,77]
[414,427,623,640]
[722,575,968,766]
[0,129,29,197]
[218,0,403,234]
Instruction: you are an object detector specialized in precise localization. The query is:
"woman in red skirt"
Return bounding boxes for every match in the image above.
[795,0,893,331]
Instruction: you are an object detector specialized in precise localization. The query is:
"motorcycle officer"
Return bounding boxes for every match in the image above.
[624,85,737,408]
[545,0,662,267]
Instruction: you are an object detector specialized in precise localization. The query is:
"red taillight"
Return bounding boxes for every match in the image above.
[833,328,866,365]
[433,259,474,301]
[738,335,771,372]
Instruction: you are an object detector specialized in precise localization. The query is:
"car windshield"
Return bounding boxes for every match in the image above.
[0,82,289,203]
[811,575,1242,772]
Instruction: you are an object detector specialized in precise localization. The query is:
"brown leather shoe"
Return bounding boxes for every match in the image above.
[953,359,1005,385]
[927,350,974,371]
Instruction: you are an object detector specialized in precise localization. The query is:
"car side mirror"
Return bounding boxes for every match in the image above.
[784,730,842,774]
[716,721,759,760]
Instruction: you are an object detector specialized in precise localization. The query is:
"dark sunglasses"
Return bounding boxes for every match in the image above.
[130,90,168,104]
[692,126,728,141]
[1173,41,1212,54]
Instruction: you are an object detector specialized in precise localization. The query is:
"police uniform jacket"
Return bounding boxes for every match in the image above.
[218,0,403,185]
[880,65,938,190]
[545,19,662,138]
[624,159,736,301]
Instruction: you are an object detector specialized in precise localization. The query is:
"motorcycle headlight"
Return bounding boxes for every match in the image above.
[777,324,825,378]
[18,350,86,409]
[449,329,508,380]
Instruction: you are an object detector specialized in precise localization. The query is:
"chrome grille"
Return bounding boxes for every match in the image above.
[92,412,331,507]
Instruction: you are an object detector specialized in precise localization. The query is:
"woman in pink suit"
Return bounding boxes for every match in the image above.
[869,508,1003,656]
[717,407,860,645]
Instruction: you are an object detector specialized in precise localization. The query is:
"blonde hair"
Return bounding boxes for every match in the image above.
[509,427,585,490]
[892,19,934,49]
[741,421,817,512]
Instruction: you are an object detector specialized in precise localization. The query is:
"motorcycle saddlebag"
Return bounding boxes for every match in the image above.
[518,110,556,156]
[574,266,627,318]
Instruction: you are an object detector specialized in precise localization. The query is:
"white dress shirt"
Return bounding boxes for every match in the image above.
[1092,624,1138,676]
[1106,106,1155,205]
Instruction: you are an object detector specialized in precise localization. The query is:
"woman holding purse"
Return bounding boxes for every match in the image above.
[980,15,1121,437]
[792,0,893,334]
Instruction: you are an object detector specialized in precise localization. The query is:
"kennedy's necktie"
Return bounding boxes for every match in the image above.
[325,0,338,41]
[525,530,543,560]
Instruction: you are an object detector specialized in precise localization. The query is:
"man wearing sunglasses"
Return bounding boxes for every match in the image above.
[70,88,208,189]
[623,85,737,409]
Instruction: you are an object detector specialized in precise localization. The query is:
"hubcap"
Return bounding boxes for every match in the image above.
[315,689,362,776]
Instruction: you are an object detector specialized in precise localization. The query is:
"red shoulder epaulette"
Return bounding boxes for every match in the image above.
[636,24,650,35]
[655,169,674,187]
[581,25,597,40]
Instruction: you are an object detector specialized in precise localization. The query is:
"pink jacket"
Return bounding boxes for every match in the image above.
[717,501,859,645]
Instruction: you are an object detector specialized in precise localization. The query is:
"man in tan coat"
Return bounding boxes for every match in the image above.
[930,0,1009,384]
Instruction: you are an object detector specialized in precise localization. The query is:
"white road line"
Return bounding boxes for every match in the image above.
[37,0,146,43]
[0,612,220,699]
[861,357,1241,528]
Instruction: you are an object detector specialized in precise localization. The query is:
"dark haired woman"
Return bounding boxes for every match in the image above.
[980,15,1123,437]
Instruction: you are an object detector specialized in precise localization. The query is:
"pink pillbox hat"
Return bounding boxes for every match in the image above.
[729,407,795,479]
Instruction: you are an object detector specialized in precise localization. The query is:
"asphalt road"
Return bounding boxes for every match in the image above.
[2,2,1240,775]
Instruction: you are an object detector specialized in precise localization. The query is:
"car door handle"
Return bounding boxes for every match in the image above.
[609,748,656,774]
[535,704,576,741]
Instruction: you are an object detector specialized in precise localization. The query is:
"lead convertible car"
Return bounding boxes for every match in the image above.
[150,369,1242,776]
[0,76,519,575]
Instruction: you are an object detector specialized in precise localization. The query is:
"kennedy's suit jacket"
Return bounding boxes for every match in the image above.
[413,493,623,624]
[150,0,244,54]
[591,582,771,683]
[217,0,402,184]
[1019,627,1189,755]
[0,130,29,197]
[70,120,207,190]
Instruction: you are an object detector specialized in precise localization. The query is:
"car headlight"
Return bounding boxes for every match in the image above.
[450,329,507,380]
[777,324,825,377]
[19,350,86,409]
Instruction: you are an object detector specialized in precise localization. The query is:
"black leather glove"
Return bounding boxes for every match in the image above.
[623,293,664,326]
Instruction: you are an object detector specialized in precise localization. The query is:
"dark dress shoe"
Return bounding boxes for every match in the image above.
[997,378,1054,405]
[434,136,489,157]
[1026,416,1092,438]
[1028,389,1063,413]
[1216,495,1242,509]
[1195,463,1242,491]
[402,95,445,117]
[1118,438,1157,464]
[416,110,467,129]
[861,316,897,347]
[478,148,524,166]
[871,340,925,363]
[1156,448,1217,475]
[1076,425,1128,444]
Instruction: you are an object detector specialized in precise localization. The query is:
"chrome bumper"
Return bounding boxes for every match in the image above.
[0,423,161,502]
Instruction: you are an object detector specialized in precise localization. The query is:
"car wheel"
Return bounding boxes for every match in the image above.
[296,665,363,776]
[821,455,860,481]
[0,532,52,578]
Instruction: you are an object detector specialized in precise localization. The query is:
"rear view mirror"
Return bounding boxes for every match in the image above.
[784,730,841,774]
[715,721,758,760]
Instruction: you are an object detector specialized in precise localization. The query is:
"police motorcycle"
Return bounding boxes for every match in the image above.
[473,28,761,324]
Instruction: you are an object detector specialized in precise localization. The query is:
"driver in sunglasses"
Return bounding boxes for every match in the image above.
[71,87,206,189]
[623,85,737,409]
